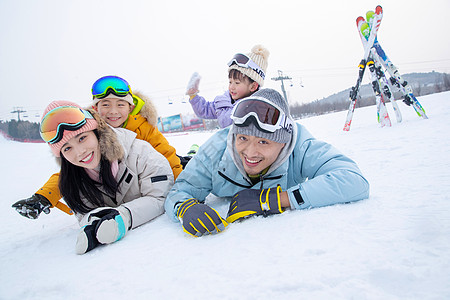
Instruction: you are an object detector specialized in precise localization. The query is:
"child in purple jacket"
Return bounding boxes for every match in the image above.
[186,45,269,128]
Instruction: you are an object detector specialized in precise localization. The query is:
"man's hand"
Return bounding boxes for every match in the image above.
[226,186,285,223]
[177,199,227,237]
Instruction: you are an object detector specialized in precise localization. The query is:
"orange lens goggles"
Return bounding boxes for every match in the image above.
[40,106,94,144]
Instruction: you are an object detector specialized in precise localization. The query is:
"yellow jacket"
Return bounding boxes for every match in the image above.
[125,91,182,179]
[36,91,182,215]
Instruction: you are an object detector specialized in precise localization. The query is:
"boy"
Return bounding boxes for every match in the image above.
[187,45,270,128]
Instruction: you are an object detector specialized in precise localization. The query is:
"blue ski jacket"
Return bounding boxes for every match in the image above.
[165,123,369,221]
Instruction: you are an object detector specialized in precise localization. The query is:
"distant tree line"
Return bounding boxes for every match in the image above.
[289,72,450,119]
[0,120,41,140]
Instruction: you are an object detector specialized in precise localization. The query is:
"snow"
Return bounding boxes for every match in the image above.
[1,92,449,300]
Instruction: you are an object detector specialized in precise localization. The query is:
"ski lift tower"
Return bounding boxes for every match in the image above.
[11,107,26,121]
[271,70,292,102]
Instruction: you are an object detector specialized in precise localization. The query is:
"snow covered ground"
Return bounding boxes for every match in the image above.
[1,92,449,299]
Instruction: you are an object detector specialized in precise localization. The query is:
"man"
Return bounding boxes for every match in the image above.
[165,88,369,237]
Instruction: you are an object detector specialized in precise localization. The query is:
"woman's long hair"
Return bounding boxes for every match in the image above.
[58,130,118,214]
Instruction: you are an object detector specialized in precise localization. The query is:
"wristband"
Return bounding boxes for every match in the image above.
[292,189,304,205]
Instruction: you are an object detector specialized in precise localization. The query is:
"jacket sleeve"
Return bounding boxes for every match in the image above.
[189,95,217,119]
[126,116,183,179]
[164,141,216,222]
[214,92,234,128]
[287,139,370,210]
[35,173,73,215]
[121,140,175,229]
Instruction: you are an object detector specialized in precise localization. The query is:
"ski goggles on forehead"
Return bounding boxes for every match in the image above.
[91,75,131,98]
[40,106,94,144]
[231,97,294,134]
[227,53,265,80]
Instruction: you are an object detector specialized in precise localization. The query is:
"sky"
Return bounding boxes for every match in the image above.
[1,92,449,299]
[1,0,449,122]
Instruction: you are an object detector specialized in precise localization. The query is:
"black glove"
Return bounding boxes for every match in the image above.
[12,194,52,219]
[176,199,228,237]
[226,186,285,223]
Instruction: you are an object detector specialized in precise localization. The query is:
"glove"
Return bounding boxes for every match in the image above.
[176,199,228,237]
[12,194,52,219]
[75,221,100,255]
[76,206,131,255]
[186,72,201,96]
[226,186,285,223]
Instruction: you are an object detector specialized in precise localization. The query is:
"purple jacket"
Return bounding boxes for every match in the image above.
[189,91,234,128]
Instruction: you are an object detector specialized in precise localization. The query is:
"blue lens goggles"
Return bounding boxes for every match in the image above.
[91,75,131,98]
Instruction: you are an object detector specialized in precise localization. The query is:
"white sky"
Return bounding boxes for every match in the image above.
[1,0,449,121]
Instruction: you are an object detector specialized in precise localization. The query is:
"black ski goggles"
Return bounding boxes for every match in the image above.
[227,53,265,80]
[231,97,293,133]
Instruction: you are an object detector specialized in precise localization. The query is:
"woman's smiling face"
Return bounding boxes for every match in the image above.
[61,131,101,169]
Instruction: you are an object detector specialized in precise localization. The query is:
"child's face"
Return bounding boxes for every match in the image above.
[228,77,258,101]
[95,98,134,128]
[61,131,101,170]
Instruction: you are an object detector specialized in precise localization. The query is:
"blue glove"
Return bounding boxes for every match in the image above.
[176,199,228,237]
[12,194,52,219]
[76,206,131,255]
[226,186,285,223]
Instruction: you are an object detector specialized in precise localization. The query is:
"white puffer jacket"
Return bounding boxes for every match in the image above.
[77,127,174,229]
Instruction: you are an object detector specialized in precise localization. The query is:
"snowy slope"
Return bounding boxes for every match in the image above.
[1,92,449,300]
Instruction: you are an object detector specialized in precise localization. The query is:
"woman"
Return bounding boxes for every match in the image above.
[39,100,173,254]
[12,75,183,218]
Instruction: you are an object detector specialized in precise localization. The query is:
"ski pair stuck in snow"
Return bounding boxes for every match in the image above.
[343,6,383,131]
[343,5,427,131]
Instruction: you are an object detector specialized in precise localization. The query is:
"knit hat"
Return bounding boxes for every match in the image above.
[231,89,293,144]
[41,100,98,157]
[228,44,270,87]
[92,93,134,107]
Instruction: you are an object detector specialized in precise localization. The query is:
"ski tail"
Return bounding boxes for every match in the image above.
[370,48,402,123]
[343,59,367,131]
[373,42,428,119]
[367,57,391,127]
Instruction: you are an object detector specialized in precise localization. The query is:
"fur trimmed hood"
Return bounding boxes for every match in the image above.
[132,90,158,126]
[90,109,125,162]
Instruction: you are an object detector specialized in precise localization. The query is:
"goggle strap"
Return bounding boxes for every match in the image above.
[234,115,276,134]
[228,54,265,80]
